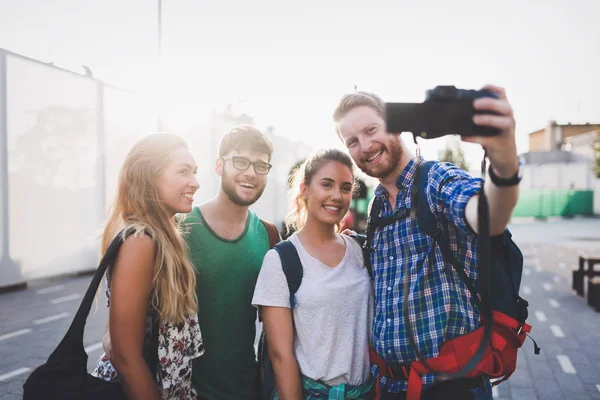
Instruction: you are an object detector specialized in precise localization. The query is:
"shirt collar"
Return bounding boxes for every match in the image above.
[374,156,423,197]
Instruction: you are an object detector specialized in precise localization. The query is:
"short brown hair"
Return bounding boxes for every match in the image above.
[218,125,274,161]
[333,91,385,122]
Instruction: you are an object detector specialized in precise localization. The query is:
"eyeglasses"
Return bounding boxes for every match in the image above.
[221,156,272,175]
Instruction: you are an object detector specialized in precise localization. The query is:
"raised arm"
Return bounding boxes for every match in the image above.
[463,84,520,235]
[262,306,302,400]
[108,234,160,400]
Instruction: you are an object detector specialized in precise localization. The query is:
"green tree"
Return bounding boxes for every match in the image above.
[440,137,470,171]
[593,130,600,179]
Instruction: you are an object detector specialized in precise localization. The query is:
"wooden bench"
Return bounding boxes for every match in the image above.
[588,277,600,312]
[573,254,600,297]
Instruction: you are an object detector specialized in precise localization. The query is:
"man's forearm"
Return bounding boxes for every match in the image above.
[466,167,519,236]
[485,177,519,235]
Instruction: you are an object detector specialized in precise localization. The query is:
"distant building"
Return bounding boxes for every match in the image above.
[521,121,600,214]
[528,121,600,155]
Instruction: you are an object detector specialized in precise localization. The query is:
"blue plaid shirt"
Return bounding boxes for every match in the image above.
[370,157,483,393]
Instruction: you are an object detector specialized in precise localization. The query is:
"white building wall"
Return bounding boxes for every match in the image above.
[521,159,599,214]
[6,55,101,280]
[1,51,312,285]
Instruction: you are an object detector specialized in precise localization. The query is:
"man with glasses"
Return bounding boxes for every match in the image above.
[185,125,279,400]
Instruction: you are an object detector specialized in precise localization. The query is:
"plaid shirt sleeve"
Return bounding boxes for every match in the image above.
[426,162,483,237]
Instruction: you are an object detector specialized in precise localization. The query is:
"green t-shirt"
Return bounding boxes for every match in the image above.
[185,206,270,400]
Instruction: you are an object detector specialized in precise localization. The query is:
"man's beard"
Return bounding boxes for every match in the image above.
[221,170,265,206]
[360,138,403,180]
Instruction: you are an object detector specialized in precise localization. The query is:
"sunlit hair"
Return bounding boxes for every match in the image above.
[333,91,386,139]
[218,125,274,161]
[101,133,198,323]
[285,148,355,233]
[333,91,385,122]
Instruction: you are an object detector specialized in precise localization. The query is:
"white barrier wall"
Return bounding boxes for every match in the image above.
[521,161,599,214]
[2,53,159,283]
[521,163,595,190]
[0,50,314,288]
[6,54,100,279]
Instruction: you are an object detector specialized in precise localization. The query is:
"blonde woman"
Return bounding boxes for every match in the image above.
[252,149,374,399]
[92,134,204,400]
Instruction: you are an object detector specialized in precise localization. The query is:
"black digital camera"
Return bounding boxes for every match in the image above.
[385,86,501,139]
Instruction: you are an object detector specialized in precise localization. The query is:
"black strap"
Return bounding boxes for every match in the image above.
[49,228,160,377]
[148,309,160,379]
[363,196,383,279]
[414,161,481,306]
[349,233,366,249]
[402,162,437,375]
[273,241,304,308]
[50,229,135,361]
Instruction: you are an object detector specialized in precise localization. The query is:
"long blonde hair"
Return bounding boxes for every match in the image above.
[285,148,355,233]
[101,133,198,323]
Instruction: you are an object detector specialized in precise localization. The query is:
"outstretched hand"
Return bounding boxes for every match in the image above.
[462,84,519,178]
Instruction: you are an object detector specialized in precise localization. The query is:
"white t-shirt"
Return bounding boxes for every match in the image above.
[252,233,374,387]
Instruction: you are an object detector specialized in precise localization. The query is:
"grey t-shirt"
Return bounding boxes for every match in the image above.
[252,233,374,387]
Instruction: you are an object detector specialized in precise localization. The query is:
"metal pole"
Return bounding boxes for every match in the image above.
[157,0,164,132]
[0,50,25,292]
[158,0,163,60]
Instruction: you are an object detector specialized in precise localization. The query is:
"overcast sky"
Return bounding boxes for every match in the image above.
[1,0,598,163]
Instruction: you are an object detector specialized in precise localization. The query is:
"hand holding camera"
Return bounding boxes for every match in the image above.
[385,84,518,178]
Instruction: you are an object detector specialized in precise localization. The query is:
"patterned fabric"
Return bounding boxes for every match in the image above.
[273,375,374,400]
[370,157,483,393]
[92,276,204,400]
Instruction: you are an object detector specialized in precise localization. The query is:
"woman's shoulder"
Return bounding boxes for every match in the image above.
[121,229,155,250]
[341,234,365,265]
[112,229,156,271]
[341,233,363,251]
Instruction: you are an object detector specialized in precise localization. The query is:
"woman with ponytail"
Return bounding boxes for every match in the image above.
[252,149,374,399]
[92,133,204,400]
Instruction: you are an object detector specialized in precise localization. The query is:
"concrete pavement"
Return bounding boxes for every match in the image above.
[1,218,599,399]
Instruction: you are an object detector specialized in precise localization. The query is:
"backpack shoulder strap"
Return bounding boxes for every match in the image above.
[349,233,366,248]
[362,196,383,279]
[273,240,303,308]
[261,219,281,249]
[415,160,480,305]
[415,160,439,237]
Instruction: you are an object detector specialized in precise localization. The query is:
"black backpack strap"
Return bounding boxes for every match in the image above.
[363,196,383,279]
[273,241,304,308]
[414,161,438,237]
[414,161,481,306]
[349,233,366,248]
